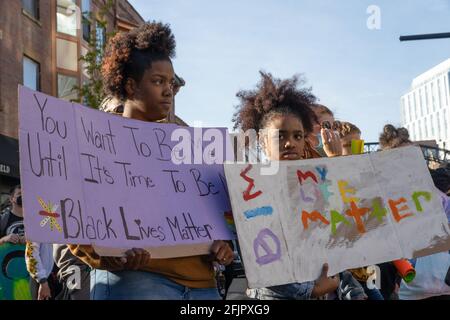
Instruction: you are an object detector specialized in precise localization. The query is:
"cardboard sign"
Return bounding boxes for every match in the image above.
[224,146,450,288]
[19,86,234,256]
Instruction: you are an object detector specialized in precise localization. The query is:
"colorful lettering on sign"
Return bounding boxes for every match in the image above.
[244,206,274,220]
[330,210,352,235]
[301,210,330,229]
[318,182,334,203]
[315,166,328,182]
[240,164,263,201]
[411,191,432,212]
[345,201,370,234]
[338,180,360,204]
[370,198,388,223]
[300,188,315,203]
[253,228,282,266]
[297,170,318,185]
[389,198,413,222]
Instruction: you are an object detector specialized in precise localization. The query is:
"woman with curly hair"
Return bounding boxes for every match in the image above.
[69,21,233,300]
[379,124,413,150]
[232,72,357,300]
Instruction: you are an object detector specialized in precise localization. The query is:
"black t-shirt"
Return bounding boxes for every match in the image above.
[379,262,401,300]
[1,210,25,237]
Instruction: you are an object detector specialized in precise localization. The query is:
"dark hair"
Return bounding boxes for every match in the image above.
[379,124,412,150]
[232,72,317,134]
[102,21,176,100]
[9,185,21,196]
[338,121,361,138]
[430,168,450,195]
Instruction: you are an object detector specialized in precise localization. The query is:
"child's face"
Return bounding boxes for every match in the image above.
[134,60,176,121]
[263,114,306,161]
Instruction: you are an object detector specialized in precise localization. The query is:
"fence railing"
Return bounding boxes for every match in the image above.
[364,142,450,166]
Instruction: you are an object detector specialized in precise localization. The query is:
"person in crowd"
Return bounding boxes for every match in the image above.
[25,242,59,300]
[379,124,450,300]
[232,71,366,300]
[307,104,341,157]
[68,21,234,300]
[53,244,91,300]
[337,121,362,156]
[0,185,25,246]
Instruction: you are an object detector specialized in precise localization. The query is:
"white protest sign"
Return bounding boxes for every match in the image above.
[224,146,450,288]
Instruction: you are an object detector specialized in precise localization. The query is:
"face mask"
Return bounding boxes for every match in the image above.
[16,196,22,207]
[316,133,323,149]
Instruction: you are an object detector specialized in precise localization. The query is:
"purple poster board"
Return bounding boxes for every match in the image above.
[18,86,234,250]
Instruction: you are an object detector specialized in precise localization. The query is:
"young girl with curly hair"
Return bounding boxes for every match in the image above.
[232,72,354,299]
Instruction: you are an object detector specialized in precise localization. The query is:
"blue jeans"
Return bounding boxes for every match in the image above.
[361,282,384,300]
[91,269,221,300]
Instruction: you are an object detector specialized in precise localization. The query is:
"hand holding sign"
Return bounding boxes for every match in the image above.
[311,264,340,298]
[210,240,234,266]
[121,248,152,270]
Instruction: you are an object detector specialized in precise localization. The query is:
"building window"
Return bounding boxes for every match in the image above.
[22,0,39,20]
[424,118,428,139]
[412,93,417,119]
[444,109,448,138]
[57,0,77,37]
[430,115,434,137]
[415,91,422,117]
[23,56,40,91]
[437,78,442,109]
[82,0,92,42]
[408,98,412,122]
[58,74,78,101]
[57,38,78,72]
[431,82,436,112]
[437,112,441,140]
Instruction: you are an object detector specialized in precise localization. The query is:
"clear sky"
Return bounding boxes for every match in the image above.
[129,0,450,142]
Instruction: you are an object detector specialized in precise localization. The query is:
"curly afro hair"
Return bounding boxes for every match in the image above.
[232,72,317,134]
[102,21,176,100]
[338,121,361,139]
[379,124,412,150]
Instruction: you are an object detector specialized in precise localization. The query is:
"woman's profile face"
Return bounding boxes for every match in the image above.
[133,60,176,121]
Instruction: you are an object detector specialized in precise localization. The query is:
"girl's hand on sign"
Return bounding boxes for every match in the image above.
[321,128,343,158]
[311,263,340,298]
[121,248,151,270]
[210,240,234,266]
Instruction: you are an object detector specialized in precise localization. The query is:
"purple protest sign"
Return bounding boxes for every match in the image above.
[18,86,234,250]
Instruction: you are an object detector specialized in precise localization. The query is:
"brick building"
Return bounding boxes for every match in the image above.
[0,0,145,200]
